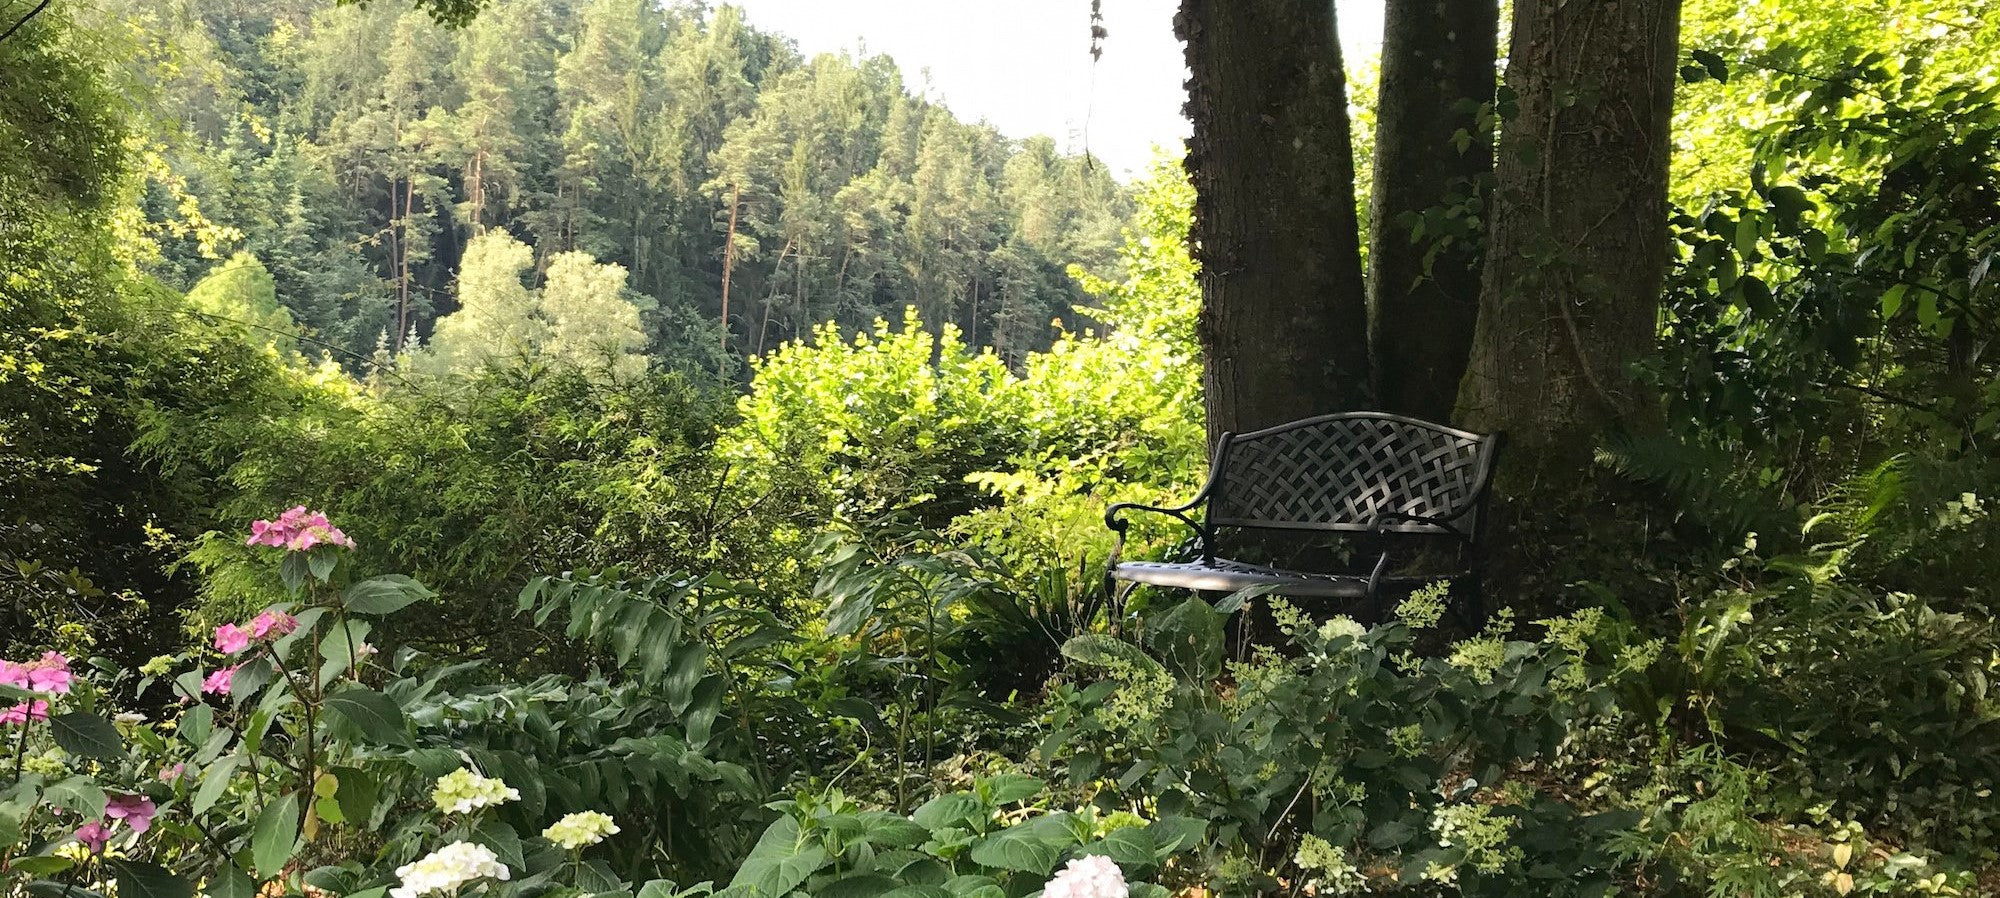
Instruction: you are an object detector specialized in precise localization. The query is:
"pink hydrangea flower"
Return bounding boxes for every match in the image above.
[214,623,251,654]
[201,665,241,696]
[0,700,48,725]
[73,821,112,853]
[250,609,298,639]
[2,652,71,694]
[105,794,158,834]
[160,763,186,782]
[27,652,73,694]
[245,506,356,552]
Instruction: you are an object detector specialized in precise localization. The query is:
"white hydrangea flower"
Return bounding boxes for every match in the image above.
[431,768,521,815]
[1042,855,1128,898]
[391,841,510,898]
[542,810,621,850]
[1318,616,1367,642]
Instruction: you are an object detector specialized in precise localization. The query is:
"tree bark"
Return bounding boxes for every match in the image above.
[1179,0,1370,444]
[1456,0,1681,476]
[1367,0,1498,423]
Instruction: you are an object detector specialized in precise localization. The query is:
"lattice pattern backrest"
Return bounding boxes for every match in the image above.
[1209,415,1490,530]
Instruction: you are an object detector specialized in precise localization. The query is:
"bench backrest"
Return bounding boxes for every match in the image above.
[1206,412,1499,536]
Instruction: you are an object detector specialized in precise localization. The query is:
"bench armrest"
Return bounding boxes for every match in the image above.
[1105,498,1205,534]
[1366,510,1466,538]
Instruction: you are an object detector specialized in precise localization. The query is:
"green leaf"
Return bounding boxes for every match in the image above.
[1144,597,1225,682]
[193,755,242,814]
[324,686,411,747]
[44,775,107,818]
[8,857,74,876]
[228,659,276,708]
[106,860,195,898]
[251,793,301,878]
[1740,275,1776,317]
[819,875,899,898]
[1881,283,1908,318]
[1691,48,1729,82]
[575,858,625,894]
[1368,819,1417,848]
[1142,816,1206,854]
[279,553,311,596]
[0,801,23,848]
[404,748,463,777]
[728,816,829,898]
[1766,185,1815,220]
[50,711,124,762]
[980,774,1045,806]
[940,876,1004,898]
[177,704,213,747]
[342,575,436,615]
[1061,635,1165,678]
[334,766,380,824]
[966,819,1068,876]
[911,792,983,832]
[1081,826,1157,867]
[475,820,526,870]
[307,548,338,583]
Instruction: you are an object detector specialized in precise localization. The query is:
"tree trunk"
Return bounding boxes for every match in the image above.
[1456,0,1681,476]
[1179,0,1370,444]
[1367,0,1498,423]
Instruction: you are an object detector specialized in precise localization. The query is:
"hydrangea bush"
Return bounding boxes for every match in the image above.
[0,509,651,898]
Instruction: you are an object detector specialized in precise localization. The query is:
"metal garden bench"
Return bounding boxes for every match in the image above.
[1104,412,1501,606]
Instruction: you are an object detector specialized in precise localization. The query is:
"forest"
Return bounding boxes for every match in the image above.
[3,0,2000,896]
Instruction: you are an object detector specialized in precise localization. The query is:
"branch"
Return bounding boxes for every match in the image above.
[0,0,51,44]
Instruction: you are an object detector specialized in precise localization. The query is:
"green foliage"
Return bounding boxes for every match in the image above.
[147,364,778,656]
[713,783,1200,898]
[421,230,651,382]
[183,254,299,355]
[726,311,1025,529]
[1046,597,1649,896]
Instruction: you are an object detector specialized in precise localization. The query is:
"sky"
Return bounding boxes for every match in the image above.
[727,0,1388,181]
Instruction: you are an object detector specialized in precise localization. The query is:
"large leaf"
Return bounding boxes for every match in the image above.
[1141,816,1206,855]
[323,686,412,747]
[474,820,526,870]
[342,575,435,615]
[106,860,195,898]
[251,793,301,878]
[193,754,242,814]
[1060,635,1166,678]
[1144,597,1226,682]
[50,711,124,762]
[1080,825,1156,867]
[334,766,380,824]
[980,775,1045,806]
[966,821,1066,876]
[818,875,899,898]
[728,816,829,898]
[43,775,107,818]
[0,800,23,848]
[911,793,983,832]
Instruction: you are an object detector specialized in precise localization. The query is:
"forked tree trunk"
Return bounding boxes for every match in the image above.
[1367,0,1498,423]
[1456,0,1681,476]
[1179,0,1370,444]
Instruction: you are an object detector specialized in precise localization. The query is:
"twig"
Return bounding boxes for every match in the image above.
[0,0,51,44]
